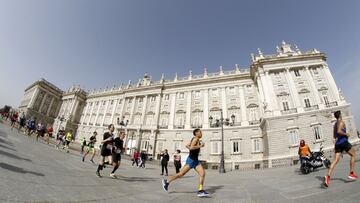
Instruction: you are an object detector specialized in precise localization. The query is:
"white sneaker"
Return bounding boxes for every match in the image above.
[110,173,117,179]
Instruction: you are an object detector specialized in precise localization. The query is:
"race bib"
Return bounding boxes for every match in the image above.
[115,148,121,153]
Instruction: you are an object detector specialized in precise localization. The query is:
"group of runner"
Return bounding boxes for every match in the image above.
[3,109,357,197]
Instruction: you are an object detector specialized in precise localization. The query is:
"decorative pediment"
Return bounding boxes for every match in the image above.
[318,86,328,91]
[247,103,258,108]
[228,105,240,110]
[176,110,186,114]
[210,107,221,112]
[105,113,112,116]
[124,112,130,115]
[298,88,310,94]
[277,91,289,97]
[160,111,170,114]
[146,111,155,115]
[135,112,142,116]
[192,109,203,113]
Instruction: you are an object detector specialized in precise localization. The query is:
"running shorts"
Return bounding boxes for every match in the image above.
[335,141,352,153]
[185,157,200,169]
[112,153,121,162]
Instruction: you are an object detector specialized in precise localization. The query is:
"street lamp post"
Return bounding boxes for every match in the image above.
[209,110,236,174]
[117,116,129,152]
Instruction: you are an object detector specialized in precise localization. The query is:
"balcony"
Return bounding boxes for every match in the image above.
[249,120,260,125]
[281,108,297,115]
[158,125,168,129]
[191,124,203,129]
[174,125,185,129]
[304,105,319,112]
[326,101,338,108]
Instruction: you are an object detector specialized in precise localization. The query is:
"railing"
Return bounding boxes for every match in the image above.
[326,101,338,108]
[158,125,168,129]
[191,125,203,129]
[281,108,297,115]
[249,120,260,125]
[304,105,319,112]
[174,125,185,129]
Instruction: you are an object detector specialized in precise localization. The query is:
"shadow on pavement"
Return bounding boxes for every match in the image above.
[0,137,14,147]
[0,143,16,151]
[0,149,31,162]
[0,162,45,176]
[118,176,157,182]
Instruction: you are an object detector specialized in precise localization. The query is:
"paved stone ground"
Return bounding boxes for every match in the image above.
[1,121,360,203]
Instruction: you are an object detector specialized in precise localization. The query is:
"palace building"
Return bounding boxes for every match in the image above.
[19,41,358,170]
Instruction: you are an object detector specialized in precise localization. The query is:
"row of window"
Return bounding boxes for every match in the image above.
[281,96,330,111]
[288,125,322,146]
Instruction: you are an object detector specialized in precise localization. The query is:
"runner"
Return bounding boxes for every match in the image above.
[162,129,209,197]
[63,130,73,153]
[82,131,97,163]
[55,127,65,149]
[46,125,53,145]
[110,131,125,179]
[10,112,18,130]
[26,118,36,136]
[324,110,358,187]
[96,124,115,177]
[36,121,45,141]
[18,112,26,134]
[80,137,87,154]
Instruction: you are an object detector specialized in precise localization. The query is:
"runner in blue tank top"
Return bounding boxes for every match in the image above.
[162,129,209,197]
[324,111,358,187]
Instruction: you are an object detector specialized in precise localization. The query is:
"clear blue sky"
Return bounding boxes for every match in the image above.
[0,0,359,127]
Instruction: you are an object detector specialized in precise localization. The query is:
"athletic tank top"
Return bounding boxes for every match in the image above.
[188,137,200,161]
[334,121,348,145]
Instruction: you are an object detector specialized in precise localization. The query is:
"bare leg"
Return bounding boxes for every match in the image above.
[327,153,342,177]
[347,148,356,173]
[167,165,191,183]
[194,164,206,190]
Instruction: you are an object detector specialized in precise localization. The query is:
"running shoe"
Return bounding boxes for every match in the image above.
[197,190,210,197]
[90,159,95,164]
[96,171,102,178]
[110,173,117,179]
[348,172,358,180]
[324,175,330,187]
[162,179,169,192]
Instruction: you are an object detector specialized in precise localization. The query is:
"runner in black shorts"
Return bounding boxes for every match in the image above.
[82,131,97,163]
[110,131,125,179]
[162,129,209,197]
[324,110,358,187]
[96,124,115,177]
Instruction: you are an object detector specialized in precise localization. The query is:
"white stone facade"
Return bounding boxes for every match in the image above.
[20,42,359,170]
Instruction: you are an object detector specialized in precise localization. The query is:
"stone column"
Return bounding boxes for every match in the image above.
[46,97,55,116]
[168,93,176,129]
[322,64,340,101]
[80,101,90,125]
[265,71,279,111]
[39,93,48,114]
[101,100,110,126]
[203,89,209,128]
[110,99,119,124]
[259,73,273,111]
[238,85,248,126]
[118,97,126,119]
[140,96,148,125]
[284,69,303,112]
[87,102,95,125]
[221,87,228,118]
[94,100,101,126]
[28,88,40,108]
[304,66,322,107]
[129,97,136,124]
[154,94,162,127]
[185,91,192,129]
